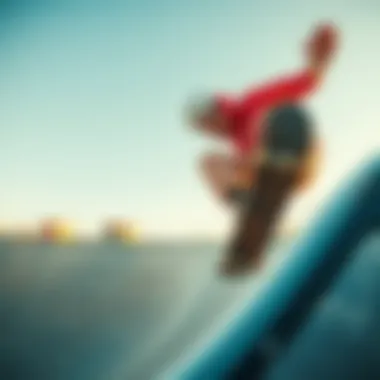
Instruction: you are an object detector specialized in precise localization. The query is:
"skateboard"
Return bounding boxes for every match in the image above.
[220,104,315,276]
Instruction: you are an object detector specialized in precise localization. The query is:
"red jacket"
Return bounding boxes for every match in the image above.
[216,70,318,156]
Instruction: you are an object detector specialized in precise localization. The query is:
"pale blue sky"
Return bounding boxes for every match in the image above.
[0,0,379,238]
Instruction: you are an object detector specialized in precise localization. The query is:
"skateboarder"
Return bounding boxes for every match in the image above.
[186,23,339,207]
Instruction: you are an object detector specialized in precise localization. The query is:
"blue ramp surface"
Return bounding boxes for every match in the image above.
[166,153,380,380]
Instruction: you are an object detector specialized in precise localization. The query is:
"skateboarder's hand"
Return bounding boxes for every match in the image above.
[306,23,339,75]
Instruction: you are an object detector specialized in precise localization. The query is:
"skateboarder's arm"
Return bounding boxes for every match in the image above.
[240,69,319,112]
[239,23,338,113]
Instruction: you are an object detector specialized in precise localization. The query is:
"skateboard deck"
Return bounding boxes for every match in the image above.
[221,105,314,276]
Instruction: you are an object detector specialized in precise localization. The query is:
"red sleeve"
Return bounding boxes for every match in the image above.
[240,70,318,111]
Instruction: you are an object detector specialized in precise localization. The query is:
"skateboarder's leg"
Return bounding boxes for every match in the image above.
[199,153,234,202]
[199,152,255,205]
[295,141,322,191]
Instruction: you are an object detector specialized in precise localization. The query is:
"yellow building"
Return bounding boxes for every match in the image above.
[39,217,75,243]
[103,219,140,243]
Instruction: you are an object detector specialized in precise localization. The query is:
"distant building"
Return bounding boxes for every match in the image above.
[39,217,75,243]
[102,219,140,243]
